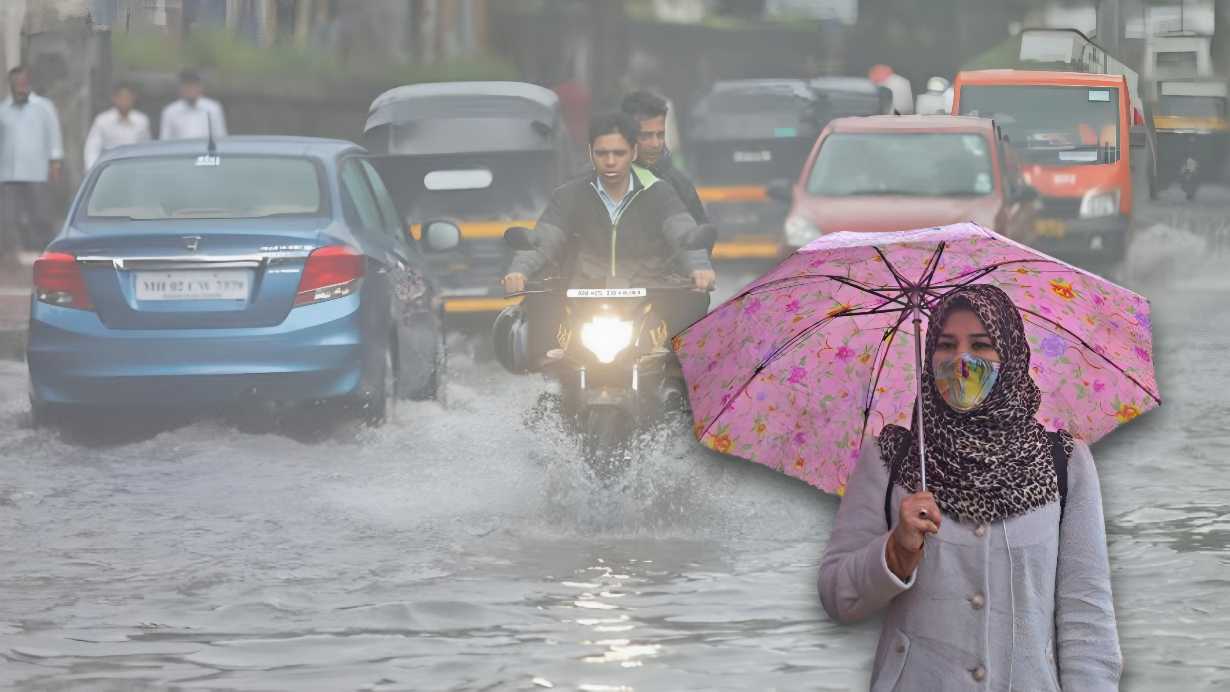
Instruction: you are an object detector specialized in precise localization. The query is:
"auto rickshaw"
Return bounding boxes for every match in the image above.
[1150,79,1229,200]
[684,79,823,270]
[364,82,575,319]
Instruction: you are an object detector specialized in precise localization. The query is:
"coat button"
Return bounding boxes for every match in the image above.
[896,643,906,654]
[970,592,985,610]
[974,524,988,537]
[972,665,987,682]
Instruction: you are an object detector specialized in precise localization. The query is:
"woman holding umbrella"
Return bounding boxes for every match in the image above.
[818,284,1122,691]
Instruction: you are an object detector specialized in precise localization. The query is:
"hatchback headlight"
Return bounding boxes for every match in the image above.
[784,215,821,247]
[580,315,634,364]
[1079,189,1119,219]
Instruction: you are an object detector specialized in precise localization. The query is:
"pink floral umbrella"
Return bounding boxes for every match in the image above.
[672,223,1160,495]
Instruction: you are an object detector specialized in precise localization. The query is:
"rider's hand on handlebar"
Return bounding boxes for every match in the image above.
[692,269,716,292]
[503,273,527,295]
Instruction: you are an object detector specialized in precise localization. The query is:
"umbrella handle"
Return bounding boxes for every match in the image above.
[912,303,928,491]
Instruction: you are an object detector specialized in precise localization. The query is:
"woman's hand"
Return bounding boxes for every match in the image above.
[885,491,941,580]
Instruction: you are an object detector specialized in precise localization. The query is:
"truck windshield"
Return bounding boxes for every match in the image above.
[959,85,1121,165]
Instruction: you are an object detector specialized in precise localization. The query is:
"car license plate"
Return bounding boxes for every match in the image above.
[135,270,251,301]
[1034,219,1067,238]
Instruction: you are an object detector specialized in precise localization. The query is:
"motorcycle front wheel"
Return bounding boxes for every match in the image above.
[583,407,631,482]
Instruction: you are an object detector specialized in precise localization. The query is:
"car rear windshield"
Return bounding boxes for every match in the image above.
[1159,95,1226,119]
[807,132,995,197]
[371,151,556,221]
[84,156,325,220]
[958,84,1121,165]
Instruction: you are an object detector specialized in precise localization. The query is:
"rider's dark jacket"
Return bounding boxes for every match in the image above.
[509,164,712,284]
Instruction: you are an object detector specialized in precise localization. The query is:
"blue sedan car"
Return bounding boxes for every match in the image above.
[28,136,459,426]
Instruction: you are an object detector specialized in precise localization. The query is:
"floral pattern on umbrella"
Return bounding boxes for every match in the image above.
[673,223,1159,495]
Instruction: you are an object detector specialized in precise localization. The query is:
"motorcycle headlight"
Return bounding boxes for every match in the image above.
[580,315,635,364]
[784,214,822,247]
[1079,189,1119,219]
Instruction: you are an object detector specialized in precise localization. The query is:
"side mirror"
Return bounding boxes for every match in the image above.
[421,220,461,253]
[1014,184,1039,204]
[686,224,717,253]
[504,226,535,251]
[766,179,794,204]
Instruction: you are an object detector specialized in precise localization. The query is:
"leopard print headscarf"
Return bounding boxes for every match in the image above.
[878,284,1073,525]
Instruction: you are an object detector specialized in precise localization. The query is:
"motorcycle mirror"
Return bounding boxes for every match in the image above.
[686,224,718,253]
[421,220,461,253]
[504,226,535,251]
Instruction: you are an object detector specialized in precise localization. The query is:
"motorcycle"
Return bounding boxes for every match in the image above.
[501,225,716,479]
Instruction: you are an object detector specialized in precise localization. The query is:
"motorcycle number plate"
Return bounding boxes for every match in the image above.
[566,288,648,298]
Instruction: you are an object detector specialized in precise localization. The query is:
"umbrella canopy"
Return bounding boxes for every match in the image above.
[673,223,1159,495]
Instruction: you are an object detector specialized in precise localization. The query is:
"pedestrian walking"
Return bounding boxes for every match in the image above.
[84,82,151,170]
[0,65,63,261]
[159,69,227,141]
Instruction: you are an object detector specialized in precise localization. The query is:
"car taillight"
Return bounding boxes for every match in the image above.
[295,245,364,306]
[33,252,93,310]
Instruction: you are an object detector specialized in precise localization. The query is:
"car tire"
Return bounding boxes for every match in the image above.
[407,326,445,403]
[360,341,395,426]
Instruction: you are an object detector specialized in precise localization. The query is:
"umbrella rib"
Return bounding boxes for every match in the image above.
[935,257,1078,289]
[919,241,948,288]
[1015,305,1161,404]
[696,292,907,443]
[826,275,912,309]
[874,246,916,292]
[696,313,840,442]
[858,308,913,442]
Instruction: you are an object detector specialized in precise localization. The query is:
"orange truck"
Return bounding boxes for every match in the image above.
[952,69,1138,266]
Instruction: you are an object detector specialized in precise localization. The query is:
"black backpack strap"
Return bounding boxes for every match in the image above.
[1050,431,1070,521]
[884,460,899,529]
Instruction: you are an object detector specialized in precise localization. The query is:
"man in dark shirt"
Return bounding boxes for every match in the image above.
[620,90,708,225]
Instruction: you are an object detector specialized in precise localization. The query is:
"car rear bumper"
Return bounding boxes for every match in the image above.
[1030,214,1130,261]
[28,295,366,406]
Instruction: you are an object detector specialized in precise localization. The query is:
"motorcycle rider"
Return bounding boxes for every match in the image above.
[620,90,708,225]
[501,112,716,369]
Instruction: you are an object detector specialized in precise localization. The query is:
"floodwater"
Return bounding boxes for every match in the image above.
[1,192,1228,691]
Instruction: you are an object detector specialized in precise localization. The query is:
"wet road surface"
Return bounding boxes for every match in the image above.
[1,191,1228,690]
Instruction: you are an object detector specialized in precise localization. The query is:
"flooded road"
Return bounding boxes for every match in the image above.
[1,192,1228,690]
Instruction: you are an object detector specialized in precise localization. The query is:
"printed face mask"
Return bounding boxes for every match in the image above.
[934,352,1001,412]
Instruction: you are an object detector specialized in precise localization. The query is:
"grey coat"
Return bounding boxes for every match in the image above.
[819,440,1122,691]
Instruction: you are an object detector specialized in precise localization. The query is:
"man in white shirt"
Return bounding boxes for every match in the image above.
[84,82,151,170]
[869,64,915,115]
[159,69,227,141]
[0,65,63,259]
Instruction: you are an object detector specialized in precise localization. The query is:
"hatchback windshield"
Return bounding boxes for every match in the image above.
[958,85,1121,165]
[1159,95,1227,119]
[85,156,324,220]
[807,132,995,197]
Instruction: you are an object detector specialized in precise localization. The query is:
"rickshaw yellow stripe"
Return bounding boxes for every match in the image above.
[698,186,769,203]
[443,297,522,313]
[712,241,783,259]
[409,220,536,241]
